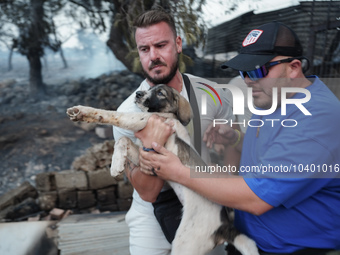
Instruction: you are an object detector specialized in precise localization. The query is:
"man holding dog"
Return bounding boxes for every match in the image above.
[138,22,340,254]
[113,9,235,255]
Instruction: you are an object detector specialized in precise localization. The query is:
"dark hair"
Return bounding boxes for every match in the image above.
[133,9,177,38]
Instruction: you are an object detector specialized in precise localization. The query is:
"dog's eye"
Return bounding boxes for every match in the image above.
[157,91,164,96]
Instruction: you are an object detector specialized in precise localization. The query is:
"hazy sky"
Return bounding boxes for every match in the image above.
[203,0,300,27]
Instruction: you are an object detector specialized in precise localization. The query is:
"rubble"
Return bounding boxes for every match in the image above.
[0,140,133,222]
[0,70,142,222]
[0,70,143,197]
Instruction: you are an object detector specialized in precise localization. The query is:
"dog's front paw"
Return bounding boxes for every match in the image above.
[66,106,91,122]
[67,106,82,121]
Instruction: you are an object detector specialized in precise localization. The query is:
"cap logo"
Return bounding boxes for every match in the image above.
[243,29,263,47]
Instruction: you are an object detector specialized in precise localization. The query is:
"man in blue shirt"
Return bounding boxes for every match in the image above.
[137,21,340,254]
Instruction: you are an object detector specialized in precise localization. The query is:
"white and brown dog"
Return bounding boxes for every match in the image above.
[67,84,259,255]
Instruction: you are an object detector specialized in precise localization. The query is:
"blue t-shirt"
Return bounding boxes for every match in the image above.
[235,76,340,253]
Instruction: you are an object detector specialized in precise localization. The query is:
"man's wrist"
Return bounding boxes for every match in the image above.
[143,146,156,152]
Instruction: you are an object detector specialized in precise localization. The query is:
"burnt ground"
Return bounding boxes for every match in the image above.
[0,108,103,196]
[0,56,137,196]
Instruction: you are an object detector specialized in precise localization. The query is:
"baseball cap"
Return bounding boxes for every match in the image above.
[221,21,303,71]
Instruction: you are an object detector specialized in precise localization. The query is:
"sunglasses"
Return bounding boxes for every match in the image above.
[239,57,302,81]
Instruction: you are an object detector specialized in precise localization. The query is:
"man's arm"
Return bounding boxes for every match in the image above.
[125,161,164,203]
[115,115,174,203]
[139,142,273,215]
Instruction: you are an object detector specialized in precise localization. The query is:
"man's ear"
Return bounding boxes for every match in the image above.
[289,59,302,78]
[176,36,182,54]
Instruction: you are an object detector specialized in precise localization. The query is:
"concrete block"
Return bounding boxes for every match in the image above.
[58,190,77,209]
[55,170,88,191]
[38,191,57,211]
[88,168,117,190]
[117,181,133,199]
[35,172,56,192]
[117,198,132,211]
[77,190,96,209]
[96,186,116,205]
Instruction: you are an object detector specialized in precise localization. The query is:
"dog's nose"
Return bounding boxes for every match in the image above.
[136,91,145,98]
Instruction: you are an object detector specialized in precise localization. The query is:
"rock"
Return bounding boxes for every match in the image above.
[5,197,41,220]
[71,140,115,171]
[0,181,37,211]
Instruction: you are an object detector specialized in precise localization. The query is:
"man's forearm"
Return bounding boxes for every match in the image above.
[125,161,164,203]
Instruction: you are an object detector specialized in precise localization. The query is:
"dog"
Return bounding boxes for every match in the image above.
[67,84,259,255]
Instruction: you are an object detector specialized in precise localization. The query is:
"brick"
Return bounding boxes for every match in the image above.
[58,190,77,209]
[0,181,37,210]
[35,172,56,192]
[77,190,96,209]
[96,186,116,205]
[117,181,133,199]
[49,208,65,220]
[88,168,117,190]
[38,191,58,211]
[55,170,88,191]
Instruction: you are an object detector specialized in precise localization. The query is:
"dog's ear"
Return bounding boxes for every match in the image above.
[176,95,193,126]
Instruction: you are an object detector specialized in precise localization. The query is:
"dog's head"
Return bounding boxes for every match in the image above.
[134,84,193,126]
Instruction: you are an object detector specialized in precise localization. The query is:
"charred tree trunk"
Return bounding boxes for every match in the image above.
[106,24,133,71]
[27,49,44,95]
[27,0,46,96]
[59,47,68,69]
[8,46,13,71]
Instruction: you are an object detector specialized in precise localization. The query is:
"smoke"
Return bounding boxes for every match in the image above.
[0,31,126,85]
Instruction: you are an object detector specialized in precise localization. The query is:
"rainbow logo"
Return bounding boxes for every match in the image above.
[197,82,222,106]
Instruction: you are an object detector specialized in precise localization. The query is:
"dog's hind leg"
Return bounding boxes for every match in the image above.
[110,137,140,177]
[170,187,220,255]
[214,224,259,255]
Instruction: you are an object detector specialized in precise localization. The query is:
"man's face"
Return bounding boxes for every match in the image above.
[135,21,182,85]
[244,56,291,109]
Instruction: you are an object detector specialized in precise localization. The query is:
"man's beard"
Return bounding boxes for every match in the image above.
[142,56,179,85]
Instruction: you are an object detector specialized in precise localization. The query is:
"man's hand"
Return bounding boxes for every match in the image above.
[139,142,185,182]
[135,114,174,148]
[203,123,240,148]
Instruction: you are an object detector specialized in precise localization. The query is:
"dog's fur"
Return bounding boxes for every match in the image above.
[67,85,259,255]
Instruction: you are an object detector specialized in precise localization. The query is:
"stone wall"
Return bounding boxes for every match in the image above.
[0,140,133,222]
